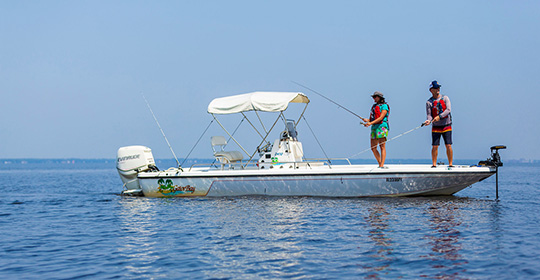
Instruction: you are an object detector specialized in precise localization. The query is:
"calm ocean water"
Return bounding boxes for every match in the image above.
[1,160,539,279]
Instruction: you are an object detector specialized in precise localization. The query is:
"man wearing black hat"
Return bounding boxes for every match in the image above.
[423,81,453,167]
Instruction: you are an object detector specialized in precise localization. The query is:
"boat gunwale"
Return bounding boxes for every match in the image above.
[137,166,495,179]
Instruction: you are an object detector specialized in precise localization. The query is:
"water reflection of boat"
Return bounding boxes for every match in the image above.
[116,91,504,198]
[422,199,467,279]
[363,204,394,275]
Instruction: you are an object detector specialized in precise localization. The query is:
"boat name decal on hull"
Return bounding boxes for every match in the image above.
[157,178,195,195]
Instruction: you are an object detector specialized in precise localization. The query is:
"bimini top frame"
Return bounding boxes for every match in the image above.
[207,91,310,166]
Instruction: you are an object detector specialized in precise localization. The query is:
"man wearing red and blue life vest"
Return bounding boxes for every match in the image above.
[423,80,453,167]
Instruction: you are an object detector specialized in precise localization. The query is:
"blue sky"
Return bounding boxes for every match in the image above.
[1,1,539,161]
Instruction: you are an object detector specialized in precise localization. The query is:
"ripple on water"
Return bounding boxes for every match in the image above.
[1,165,540,279]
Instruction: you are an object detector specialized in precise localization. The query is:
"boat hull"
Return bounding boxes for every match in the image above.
[136,165,495,198]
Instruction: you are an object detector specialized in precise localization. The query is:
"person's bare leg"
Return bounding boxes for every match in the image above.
[379,138,386,167]
[371,138,381,166]
[446,144,453,166]
[431,146,438,166]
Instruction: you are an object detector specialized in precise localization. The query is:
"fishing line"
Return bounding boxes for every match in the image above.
[292,81,366,122]
[349,123,426,158]
[142,93,182,169]
[302,115,332,167]
[291,82,425,159]
[181,119,215,167]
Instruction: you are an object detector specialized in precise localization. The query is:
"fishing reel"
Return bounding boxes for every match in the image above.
[478,145,506,167]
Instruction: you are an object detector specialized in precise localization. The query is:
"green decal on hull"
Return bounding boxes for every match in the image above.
[157,178,196,196]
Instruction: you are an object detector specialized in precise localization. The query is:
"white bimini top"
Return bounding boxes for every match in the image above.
[207,91,309,114]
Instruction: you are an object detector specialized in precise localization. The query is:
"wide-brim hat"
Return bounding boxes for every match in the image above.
[371,91,384,99]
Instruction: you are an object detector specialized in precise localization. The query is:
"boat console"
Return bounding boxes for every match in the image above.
[258,120,304,169]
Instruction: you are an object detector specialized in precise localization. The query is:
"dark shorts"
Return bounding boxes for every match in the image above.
[432,126,452,146]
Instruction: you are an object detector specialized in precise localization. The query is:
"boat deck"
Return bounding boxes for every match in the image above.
[138,163,495,179]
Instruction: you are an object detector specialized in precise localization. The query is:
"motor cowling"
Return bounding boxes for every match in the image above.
[116,145,157,190]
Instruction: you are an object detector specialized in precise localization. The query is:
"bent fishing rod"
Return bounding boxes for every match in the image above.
[292,81,366,123]
[142,93,182,170]
[292,81,429,156]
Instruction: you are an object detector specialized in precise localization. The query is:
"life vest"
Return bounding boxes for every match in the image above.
[430,96,449,119]
[369,103,389,124]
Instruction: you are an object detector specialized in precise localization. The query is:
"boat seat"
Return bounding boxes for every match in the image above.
[214,151,244,163]
[211,136,243,163]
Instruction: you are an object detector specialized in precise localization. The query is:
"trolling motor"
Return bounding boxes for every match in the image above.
[478,145,507,200]
[479,145,506,167]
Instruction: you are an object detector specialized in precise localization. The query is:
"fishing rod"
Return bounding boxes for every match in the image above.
[142,93,182,170]
[292,81,426,157]
[292,81,366,122]
[349,123,426,158]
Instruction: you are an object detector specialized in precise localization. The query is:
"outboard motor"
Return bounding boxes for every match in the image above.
[116,146,157,194]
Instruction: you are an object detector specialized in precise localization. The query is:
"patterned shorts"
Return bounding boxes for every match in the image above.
[371,126,388,139]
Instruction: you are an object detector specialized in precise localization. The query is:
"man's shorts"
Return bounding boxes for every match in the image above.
[432,125,452,146]
[371,125,388,139]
